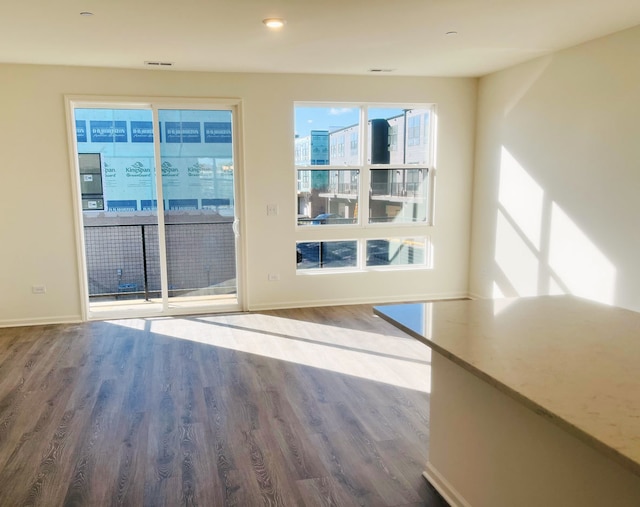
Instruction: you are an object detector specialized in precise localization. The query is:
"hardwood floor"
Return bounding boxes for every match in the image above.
[0,305,448,506]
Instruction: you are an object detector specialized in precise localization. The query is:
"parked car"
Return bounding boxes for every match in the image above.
[311,213,340,225]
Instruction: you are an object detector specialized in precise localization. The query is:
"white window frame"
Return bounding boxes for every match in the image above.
[294,102,436,274]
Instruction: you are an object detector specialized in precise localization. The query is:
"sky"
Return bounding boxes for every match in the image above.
[294,107,404,138]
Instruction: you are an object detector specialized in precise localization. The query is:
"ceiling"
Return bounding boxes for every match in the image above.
[2,0,640,77]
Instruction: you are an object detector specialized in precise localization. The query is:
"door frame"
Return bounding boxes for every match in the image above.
[65,95,247,320]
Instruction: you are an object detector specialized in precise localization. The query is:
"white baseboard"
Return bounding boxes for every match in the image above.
[0,315,82,329]
[424,462,472,507]
[0,292,472,326]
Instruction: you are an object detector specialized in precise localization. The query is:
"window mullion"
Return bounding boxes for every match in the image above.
[359,106,370,227]
[150,106,170,309]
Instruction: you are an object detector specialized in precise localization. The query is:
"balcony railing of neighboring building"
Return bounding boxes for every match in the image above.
[317,183,358,197]
[370,181,423,198]
[333,183,358,195]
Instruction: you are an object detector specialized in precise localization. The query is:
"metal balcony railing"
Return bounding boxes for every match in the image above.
[83,221,236,301]
[371,182,422,197]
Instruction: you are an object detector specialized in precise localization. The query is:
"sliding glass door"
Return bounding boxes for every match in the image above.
[68,99,242,318]
[158,109,237,304]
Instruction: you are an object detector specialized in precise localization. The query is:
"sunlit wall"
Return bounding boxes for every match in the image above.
[470,25,640,312]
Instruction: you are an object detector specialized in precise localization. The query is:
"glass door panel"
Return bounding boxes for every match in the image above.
[158,109,237,303]
[74,108,161,310]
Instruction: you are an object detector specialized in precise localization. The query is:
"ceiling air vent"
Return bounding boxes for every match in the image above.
[144,61,174,67]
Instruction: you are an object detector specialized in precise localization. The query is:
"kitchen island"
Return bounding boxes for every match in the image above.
[374,296,640,507]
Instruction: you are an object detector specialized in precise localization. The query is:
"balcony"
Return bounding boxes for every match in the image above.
[83,214,236,301]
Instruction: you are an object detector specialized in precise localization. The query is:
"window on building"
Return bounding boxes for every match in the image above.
[350,131,358,156]
[422,113,430,146]
[294,103,434,272]
[407,115,421,146]
[389,125,398,152]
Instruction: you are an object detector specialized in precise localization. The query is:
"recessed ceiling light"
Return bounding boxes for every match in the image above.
[79,11,94,16]
[369,69,394,73]
[263,18,286,29]
[445,31,458,36]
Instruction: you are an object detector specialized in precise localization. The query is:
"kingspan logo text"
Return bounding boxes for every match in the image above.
[126,161,151,177]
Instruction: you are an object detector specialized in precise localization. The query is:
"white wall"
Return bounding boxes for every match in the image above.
[469,25,640,313]
[0,64,476,325]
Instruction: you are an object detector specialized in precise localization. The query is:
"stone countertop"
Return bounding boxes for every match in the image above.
[374,295,640,478]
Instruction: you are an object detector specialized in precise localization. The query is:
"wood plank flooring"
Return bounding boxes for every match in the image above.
[0,305,448,506]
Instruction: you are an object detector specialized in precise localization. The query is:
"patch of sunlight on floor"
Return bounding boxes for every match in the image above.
[108,313,431,393]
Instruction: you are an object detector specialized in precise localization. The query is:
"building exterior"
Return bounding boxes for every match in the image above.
[295,109,431,224]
